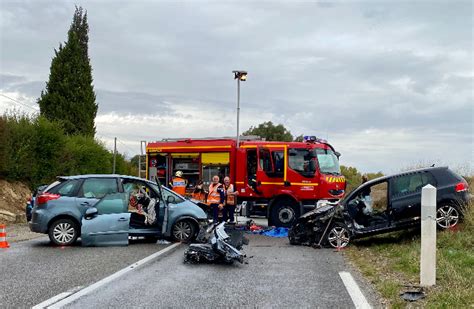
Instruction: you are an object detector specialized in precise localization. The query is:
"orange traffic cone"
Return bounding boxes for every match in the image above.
[0,224,10,248]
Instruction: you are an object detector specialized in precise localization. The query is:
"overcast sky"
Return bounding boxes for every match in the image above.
[1,0,472,174]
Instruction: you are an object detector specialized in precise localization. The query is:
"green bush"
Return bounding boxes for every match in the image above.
[0,112,135,189]
[60,135,112,176]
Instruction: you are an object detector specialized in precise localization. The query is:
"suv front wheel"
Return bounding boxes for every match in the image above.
[48,218,79,246]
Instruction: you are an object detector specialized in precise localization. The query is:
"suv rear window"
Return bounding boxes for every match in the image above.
[391,172,437,198]
[48,179,81,197]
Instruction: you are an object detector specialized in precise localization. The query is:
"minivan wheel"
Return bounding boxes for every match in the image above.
[48,218,79,246]
[172,220,196,243]
[436,204,460,229]
[325,223,350,248]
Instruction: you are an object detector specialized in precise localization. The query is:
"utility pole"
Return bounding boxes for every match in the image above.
[236,77,240,149]
[113,137,117,174]
[138,142,141,178]
[232,70,247,149]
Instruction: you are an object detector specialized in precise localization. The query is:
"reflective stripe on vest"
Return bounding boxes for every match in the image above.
[172,177,186,195]
[172,178,186,187]
[207,184,221,204]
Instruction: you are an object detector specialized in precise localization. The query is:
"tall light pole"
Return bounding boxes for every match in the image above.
[232,70,247,148]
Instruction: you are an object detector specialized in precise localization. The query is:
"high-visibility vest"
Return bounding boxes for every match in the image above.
[172,177,187,196]
[192,191,206,202]
[224,184,235,206]
[207,183,222,205]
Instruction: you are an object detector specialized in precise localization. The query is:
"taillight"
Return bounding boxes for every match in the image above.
[37,193,60,205]
[455,181,468,192]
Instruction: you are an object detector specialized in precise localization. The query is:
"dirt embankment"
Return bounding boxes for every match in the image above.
[0,179,31,224]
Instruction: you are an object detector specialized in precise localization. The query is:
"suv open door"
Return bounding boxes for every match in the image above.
[81,193,131,246]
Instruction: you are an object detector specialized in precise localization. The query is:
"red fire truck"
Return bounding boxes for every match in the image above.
[146,136,345,227]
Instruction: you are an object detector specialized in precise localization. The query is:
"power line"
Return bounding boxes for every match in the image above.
[0,93,39,111]
[96,133,138,155]
[117,139,139,155]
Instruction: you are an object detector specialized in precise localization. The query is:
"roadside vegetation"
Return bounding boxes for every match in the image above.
[0,112,135,189]
[345,176,473,308]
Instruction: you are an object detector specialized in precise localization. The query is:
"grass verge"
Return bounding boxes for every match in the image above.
[345,200,474,308]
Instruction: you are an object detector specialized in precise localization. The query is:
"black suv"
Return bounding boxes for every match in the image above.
[289,167,470,248]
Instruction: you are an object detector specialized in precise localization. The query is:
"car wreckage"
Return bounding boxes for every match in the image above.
[184,222,248,264]
[289,167,470,248]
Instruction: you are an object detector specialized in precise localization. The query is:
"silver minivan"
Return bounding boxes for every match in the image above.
[29,174,208,246]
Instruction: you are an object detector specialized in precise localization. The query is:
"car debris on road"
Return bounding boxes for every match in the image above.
[184,222,248,264]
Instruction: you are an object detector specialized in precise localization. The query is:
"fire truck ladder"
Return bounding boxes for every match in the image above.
[160,135,264,142]
[138,140,147,179]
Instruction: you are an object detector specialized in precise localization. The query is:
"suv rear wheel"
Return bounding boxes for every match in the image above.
[48,218,79,246]
[436,204,460,229]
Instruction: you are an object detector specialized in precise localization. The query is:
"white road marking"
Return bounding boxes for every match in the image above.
[339,271,372,309]
[34,243,181,309]
[32,292,73,309]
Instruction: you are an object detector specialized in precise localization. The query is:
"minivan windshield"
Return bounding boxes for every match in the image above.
[314,148,341,175]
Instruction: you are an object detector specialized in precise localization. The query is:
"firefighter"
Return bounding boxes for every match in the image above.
[171,171,187,196]
[192,180,207,202]
[223,176,238,223]
[207,175,225,223]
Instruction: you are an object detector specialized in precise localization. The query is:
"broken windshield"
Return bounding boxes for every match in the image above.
[314,148,341,175]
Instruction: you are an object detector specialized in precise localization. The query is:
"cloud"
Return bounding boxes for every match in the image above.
[0,1,472,173]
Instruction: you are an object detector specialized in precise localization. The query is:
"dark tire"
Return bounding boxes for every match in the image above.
[436,203,461,230]
[270,198,299,228]
[48,218,79,246]
[171,220,196,243]
[288,223,305,245]
[324,222,350,248]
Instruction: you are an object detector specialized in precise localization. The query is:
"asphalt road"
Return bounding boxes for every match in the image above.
[0,236,169,308]
[63,235,379,308]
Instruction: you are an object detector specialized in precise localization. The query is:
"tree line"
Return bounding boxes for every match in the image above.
[0,112,134,189]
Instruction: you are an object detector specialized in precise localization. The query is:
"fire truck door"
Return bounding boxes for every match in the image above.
[245,149,260,194]
[256,146,286,196]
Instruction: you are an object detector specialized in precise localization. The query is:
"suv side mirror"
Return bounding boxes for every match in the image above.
[167,195,176,204]
[85,207,98,219]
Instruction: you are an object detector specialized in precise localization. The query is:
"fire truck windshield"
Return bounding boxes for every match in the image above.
[314,148,341,175]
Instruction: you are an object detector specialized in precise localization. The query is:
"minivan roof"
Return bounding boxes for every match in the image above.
[58,174,152,182]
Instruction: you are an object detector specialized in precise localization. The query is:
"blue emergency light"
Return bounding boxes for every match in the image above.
[304,135,327,143]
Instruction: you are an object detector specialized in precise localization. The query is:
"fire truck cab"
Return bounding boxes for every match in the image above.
[146,136,345,227]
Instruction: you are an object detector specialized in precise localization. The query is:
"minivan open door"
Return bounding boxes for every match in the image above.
[81,193,131,246]
[153,176,169,235]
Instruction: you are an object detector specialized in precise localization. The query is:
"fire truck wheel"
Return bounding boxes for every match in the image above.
[271,199,299,228]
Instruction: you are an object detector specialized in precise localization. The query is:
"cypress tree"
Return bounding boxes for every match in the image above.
[38,6,97,136]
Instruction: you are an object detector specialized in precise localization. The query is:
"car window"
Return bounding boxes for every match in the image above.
[44,181,61,193]
[80,178,118,199]
[48,179,81,196]
[122,179,159,199]
[95,193,128,214]
[391,172,435,198]
[288,148,316,177]
[161,187,185,204]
